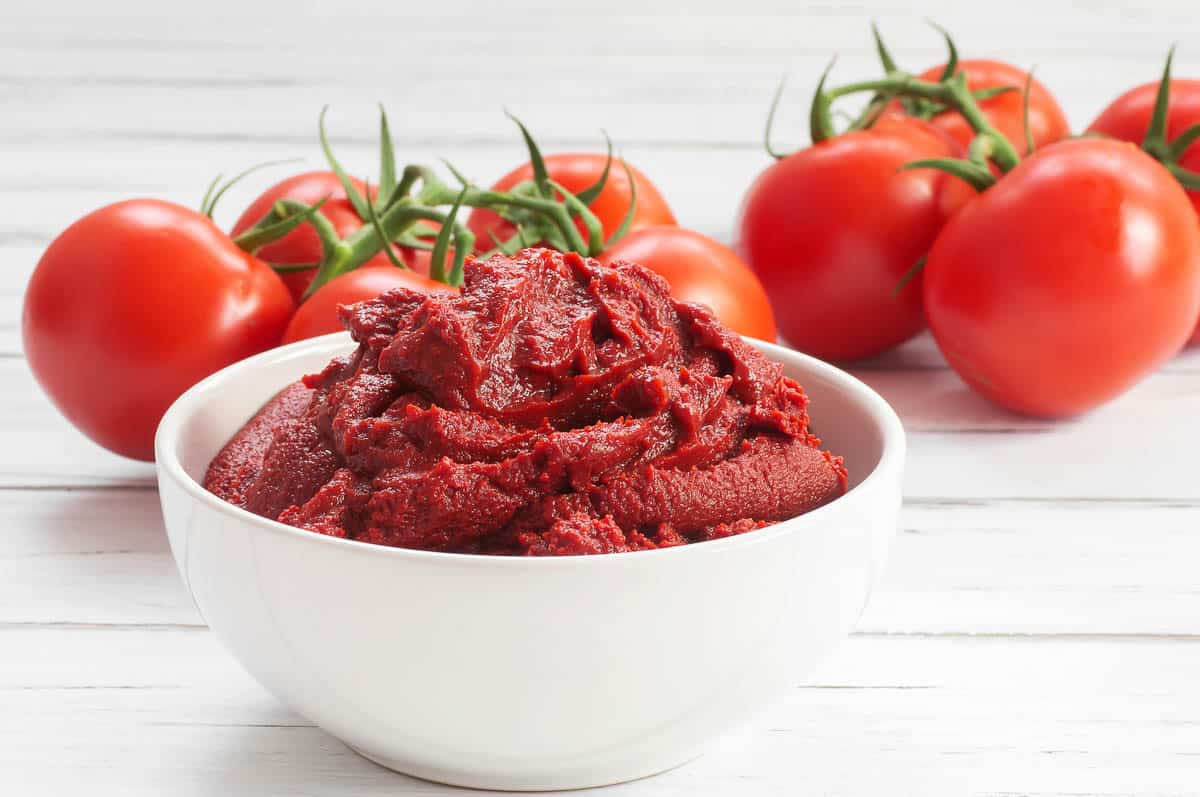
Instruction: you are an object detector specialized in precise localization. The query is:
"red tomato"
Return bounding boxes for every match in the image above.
[467,154,676,252]
[23,200,294,460]
[599,226,776,341]
[231,171,427,301]
[735,113,957,361]
[1088,78,1200,218]
[924,138,1200,418]
[915,60,1070,154]
[282,266,452,344]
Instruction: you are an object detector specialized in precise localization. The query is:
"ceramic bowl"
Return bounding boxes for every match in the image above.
[155,333,904,791]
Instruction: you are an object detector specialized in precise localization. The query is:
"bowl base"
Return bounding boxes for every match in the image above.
[347,743,702,792]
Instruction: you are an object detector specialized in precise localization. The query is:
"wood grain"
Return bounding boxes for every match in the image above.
[5,3,1200,795]
[3,358,1198,500]
[5,488,1198,636]
[2,629,1197,797]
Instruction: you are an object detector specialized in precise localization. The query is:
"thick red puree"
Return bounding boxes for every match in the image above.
[204,249,847,555]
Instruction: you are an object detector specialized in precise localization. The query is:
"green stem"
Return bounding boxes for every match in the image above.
[232,197,331,253]
[307,200,474,296]
[548,179,604,254]
[823,72,1021,172]
[967,134,995,167]
[273,199,345,263]
[393,164,597,255]
[421,180,594,255]
[1143,46,1176,161]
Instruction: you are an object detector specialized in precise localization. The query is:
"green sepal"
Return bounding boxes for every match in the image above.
[505,110,552,199]
[268,261,322,273]
[809,58,839,144]
[199,173,223,218]
[200,158,301,218]
[764,76,791,159]
[548,179,603,254]
[232,195,331,253]
[871,21,900,74]
[318,106,372,220]
[604,157,639,249]
[204,159,301,219]
[430,188,468,285]
[441,158,472,188]
[974,85,1017,101]
[930,21,959,82]
[1143,45,1176,160]
[377,104,398,208]
[575,131,613,206]
[363,179,410,270]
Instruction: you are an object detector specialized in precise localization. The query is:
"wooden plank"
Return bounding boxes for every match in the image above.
[4,354,1200,496]
[4,7,1200,150]
[6,4,1200,796]
[6,488,1199,636]
[0,360,156,487]
[862,500,1200,636]
[2,9,1200,256]
[0,489,197,626]
[1,628,1196,796]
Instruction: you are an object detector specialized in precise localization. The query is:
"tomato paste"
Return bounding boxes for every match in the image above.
[204,249,847,555]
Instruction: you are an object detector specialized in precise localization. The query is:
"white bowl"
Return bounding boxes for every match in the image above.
[155,332,904,791]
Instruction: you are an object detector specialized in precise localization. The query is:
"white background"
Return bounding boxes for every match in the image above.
[4,2,1200,795]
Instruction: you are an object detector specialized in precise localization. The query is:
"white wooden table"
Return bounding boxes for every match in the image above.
[5,4,1200,795]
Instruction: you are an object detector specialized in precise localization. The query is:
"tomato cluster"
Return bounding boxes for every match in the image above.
[24,115,772,461]
[737,32,1200,418]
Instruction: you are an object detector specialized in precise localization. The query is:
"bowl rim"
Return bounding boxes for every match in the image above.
[155,332,905,568]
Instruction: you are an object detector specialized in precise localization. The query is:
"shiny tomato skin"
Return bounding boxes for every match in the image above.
[735,114,956,361]
[871,110,964,156]
[231,171,424,301]
[282,266,453,344]
[599,226,777,341]
[916,59,1070,154]
[23,200,294,460]
[466,154,676,251]
[924,138,1200,418]
[1088,78,1200,218]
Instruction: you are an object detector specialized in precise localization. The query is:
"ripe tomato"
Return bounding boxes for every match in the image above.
[599,226,776,341]
[915,60,1070,154]
[1088,78,1200,217]
[282,265,452,344]
[466,154,676,251]
[23,200,294,460]
[231,171,427,301]
[924,138,1200,418]
[735,112,957,361]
